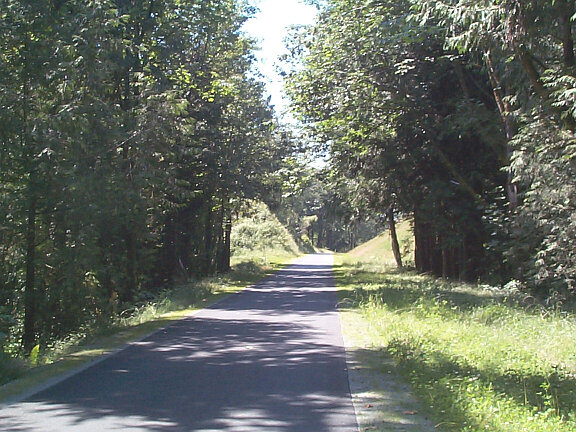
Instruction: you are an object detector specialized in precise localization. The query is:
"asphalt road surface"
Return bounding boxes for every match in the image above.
[0,254,358,431]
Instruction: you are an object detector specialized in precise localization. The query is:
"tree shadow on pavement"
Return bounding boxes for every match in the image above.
[0,256,356,432]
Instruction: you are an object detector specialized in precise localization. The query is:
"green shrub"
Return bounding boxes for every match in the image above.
[231,201,300,262]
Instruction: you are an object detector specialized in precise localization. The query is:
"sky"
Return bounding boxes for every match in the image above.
[242,0,318,119]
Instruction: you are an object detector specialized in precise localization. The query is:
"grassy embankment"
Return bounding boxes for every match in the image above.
[337,220,576,432]
[0,201,301,402]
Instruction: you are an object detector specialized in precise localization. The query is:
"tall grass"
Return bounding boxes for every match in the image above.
[337,250,576,431]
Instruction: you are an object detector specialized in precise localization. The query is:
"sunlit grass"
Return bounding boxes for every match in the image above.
[347,219,414,267]
[336,252,576,432]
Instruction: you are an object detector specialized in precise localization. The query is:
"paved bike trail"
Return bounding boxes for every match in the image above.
[0,254,358,431]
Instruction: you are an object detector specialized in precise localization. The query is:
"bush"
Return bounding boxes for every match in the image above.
[231,201,300,261]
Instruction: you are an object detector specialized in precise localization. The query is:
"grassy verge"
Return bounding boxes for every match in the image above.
[336,256,576,432]
[0,257,291,403]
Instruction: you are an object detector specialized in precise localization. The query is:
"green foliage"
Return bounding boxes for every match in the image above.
[509,117,576,297]
[0,352,23,387]
[273,159,383,252]
[231,201,300,262]
[28,345,39,367]
[412,0,576,295]
[287,0,576,297]
[0,0,292,361]
[287,0,506,280]
[337,253,576,432]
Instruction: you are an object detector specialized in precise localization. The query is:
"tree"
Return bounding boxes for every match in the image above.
[286,0,506,279]
[416,0,576,295]
[0,0,287,353]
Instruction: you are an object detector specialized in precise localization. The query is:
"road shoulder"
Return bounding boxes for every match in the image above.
[341,308,437,432]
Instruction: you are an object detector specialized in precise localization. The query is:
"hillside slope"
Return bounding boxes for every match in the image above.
[348,219,413,267]
[231,201,301,265]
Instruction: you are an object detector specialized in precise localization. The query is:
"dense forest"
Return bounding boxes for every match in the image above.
[2,0,576,359]
[0,0,298,354]
[286,0,576,298]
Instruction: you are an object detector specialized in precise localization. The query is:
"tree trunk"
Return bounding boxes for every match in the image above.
[123,226,137,303]
[459,238,468,281]
[485,51,519,210]
[387,207,403,269]
[160,215,177,282]
[515,45,550,101]
[442,246,448,279]
[202,200,214,275]
[558,0,576,68]
[219,210,232,273]
[21,36,38,352]
[317,223,324,248]
[23,182,37,353]
[349,230,356,250]
[216,194,232,273]
[513,41,576,131]
[414,211,424,272]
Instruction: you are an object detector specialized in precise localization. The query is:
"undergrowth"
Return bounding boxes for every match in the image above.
[47,261,278,363]
[336,256,576,432]
[231,200,300,264]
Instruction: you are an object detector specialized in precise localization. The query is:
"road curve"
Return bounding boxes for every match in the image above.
[0,254,358,431]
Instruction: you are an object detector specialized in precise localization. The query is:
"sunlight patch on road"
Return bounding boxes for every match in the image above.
[0,401,178,431]
[203,408,290,431]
